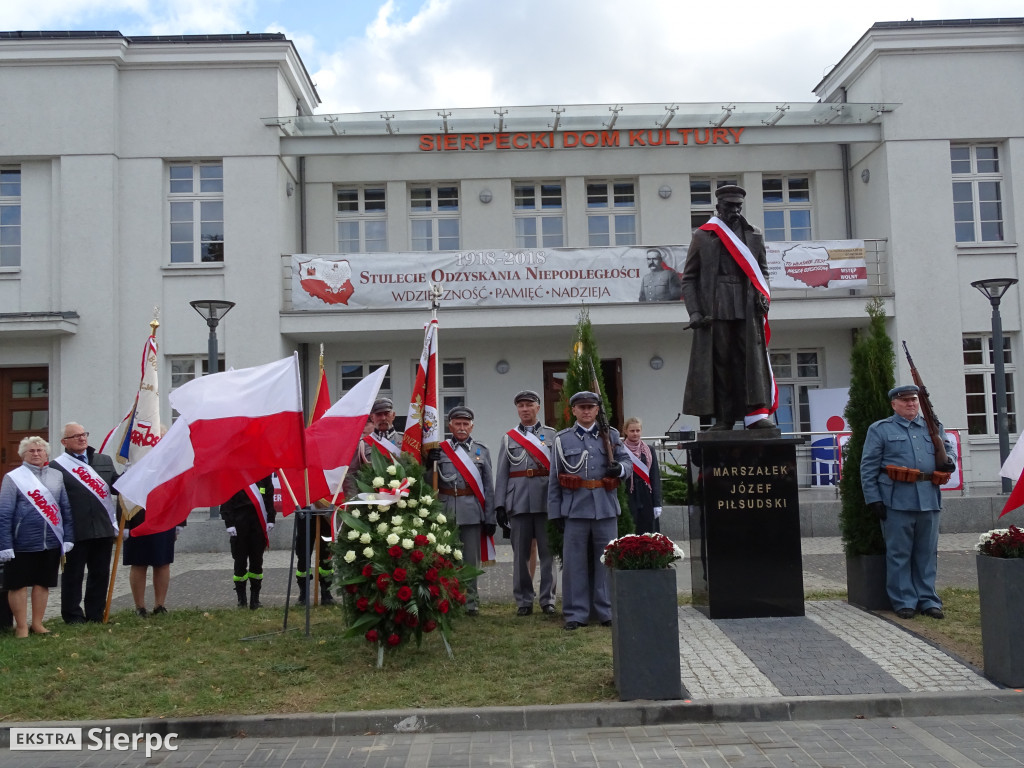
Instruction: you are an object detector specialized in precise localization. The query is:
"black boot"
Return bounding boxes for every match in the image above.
[296,578,307,606]
[320,580,335,605]
[249,580,262,610]
[234,581,247,608]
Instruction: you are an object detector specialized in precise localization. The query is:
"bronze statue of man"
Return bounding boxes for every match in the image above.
[680,185,775,430]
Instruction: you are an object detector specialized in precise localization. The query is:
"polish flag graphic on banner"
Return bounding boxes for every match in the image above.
[115,355,306,535]
[401,319,440,462]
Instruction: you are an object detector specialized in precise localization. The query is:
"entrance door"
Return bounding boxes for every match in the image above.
[542,359,623,431]
[1,367,49,473]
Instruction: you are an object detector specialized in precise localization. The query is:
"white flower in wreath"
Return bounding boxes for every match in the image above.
[420,495,433,505]
[418,508,429,518]
[453,548,463,561]
[376,523,389,535]
[386,465,397,476]
[410,518,421,528]
[344,550,357,563]
[408,499,419,508]
[346,529,359,541]
[363,547,375,558]
[397,500,408,509]
[406,476,416,487]
[391,515,404,526]
[360,532,371,544]
[391,526,404,536]
[388,479,402,490]
[427,532,437,543]
[402,538,414,550]
[367,511,380,522]
[436,513,447,524]
[372,477,385,488]
[386,533,400,546]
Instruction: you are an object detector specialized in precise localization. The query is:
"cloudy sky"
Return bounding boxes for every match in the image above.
[4,0,1022,114]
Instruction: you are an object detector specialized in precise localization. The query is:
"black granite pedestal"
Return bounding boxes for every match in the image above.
[686,433,805,619]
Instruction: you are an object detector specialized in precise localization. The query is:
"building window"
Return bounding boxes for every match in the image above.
[336,186,387,253]
[762,176,811,241]
[769,349,822,434]
[587,179,636,246]
[441,359,466,433]
[963,335,1016,435]
[169,162,224,264]
[168,355,225,420]
[410,184,460,251]
[951,144,1003,243]
[514,181,564,248]
[689,177,737,231]
[338,361,392,395]
[0,167,21,268]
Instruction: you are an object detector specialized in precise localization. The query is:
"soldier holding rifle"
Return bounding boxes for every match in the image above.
[547,391,630,631]
[860,351,956,620]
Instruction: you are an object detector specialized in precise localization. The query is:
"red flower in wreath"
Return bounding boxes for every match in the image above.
[394,608,407,623]
[405,614,419,628]
[376,574,390,591]
[345,584,359,594]
[425,567,439,583]
[366,629,379,643]
[361,564,374,577]
[386,633,401,647]
[388,545,403,558]
[410,549,425,563]
[428,584,440,597]
[397,585,413,601]
[423,619,438,633]
[392,567,407,582]
[374,602,386,614]
[438,599,450,614]
[355,596,370,612]
[414,534,429,546]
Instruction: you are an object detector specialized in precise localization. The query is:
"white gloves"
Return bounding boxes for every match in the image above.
[653,507,663,519]
[226,526,237,537]
[121,529,131,540]
[266,522,275,533]
[62,542,74,554]
[0,549,14,563]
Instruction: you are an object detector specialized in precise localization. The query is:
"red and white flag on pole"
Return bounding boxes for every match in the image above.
[101,329,162,467]
[279,365,331,510]
[999,433,1024,518]
[115,355,306,535]
[401,319,441,462]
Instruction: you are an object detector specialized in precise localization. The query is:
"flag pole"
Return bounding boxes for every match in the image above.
[310,344,325,606]
[429,284,442,492]
[103,314,160,623]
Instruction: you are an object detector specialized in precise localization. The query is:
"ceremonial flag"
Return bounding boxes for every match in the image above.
[999,433,1024,518]
[279,365,332,509]
[101,328,162,467]
[401,319,440,462]
[115,355,305,535]
[281,365,388,511]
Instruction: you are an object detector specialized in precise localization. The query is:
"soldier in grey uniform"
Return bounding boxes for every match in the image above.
[494,390,556,616]
[427,405,495,616]
[639,248,682,302]
[547,391,631,630]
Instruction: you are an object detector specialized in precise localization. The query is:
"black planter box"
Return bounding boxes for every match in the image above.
[977,554,1024,687]
[686,435,805,618]
[846,554,890,610]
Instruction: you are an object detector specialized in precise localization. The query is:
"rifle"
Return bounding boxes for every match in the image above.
[902,341,951,469]
[587,358,617,467]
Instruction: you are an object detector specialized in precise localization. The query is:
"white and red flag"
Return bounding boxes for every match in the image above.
[279,366,331,509]
[999,433,1024,518]
[401,319,441,462]
[115,355,306,535]
[101,329,162,467]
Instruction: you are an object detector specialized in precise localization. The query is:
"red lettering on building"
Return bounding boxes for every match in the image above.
[628,130,646,146]
[712,128,729,143]
[460,134,477,150]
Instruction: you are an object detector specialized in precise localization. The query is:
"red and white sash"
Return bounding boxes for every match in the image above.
[700,215,779,425]
[53,453,117,530]
[505,428,551,471]
[243,482,270,547]
[441,440,486,510]
[9,465,65,546]
[627,451,652,489]
[364,433,402,460]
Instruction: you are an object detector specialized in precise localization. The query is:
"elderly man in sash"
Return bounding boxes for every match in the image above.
[51,423,118,624]
[681,185,775,430]
[0,436,74,637]
[428,405,495,616]
[547,391,631,631]
[494,390,556,617]
[356,397,404,466]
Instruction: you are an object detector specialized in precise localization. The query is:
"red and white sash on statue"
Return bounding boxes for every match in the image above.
[9,465,65,546]
[441,441,486,510]
[364,433,402,460]
[505,428,551,471]
[627,451,652,489]
[700,215,779,425]
[243,482,270,547]
[53,453,117,530]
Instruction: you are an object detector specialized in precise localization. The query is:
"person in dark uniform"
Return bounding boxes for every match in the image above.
[52,423,118,624]
[222,475,275,609]
[494,390,556,616]
[292,507,334,606]
[547,391,630,630]
[681,185,775,430]
[427,405,495,616]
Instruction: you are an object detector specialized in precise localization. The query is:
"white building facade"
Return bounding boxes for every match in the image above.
[0,20,1021,493]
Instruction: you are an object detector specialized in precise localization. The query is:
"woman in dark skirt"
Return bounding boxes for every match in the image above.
[622,417,664,535]
[0,436,74,637]
[121,509,179,617]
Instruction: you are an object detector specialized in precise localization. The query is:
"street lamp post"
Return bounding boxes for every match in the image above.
[189,299,235,517]
[971,278,1018,493]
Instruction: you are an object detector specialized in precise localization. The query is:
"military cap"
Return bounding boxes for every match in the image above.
[513,389,540,404]
[370,397,394,414]
[888,384,920,400]
[715,184,747,202]
[448,405,475,421]
[569,391,600,406]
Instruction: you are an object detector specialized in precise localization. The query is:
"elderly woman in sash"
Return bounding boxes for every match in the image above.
[0,436,74,637]
[622,418,663,535]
